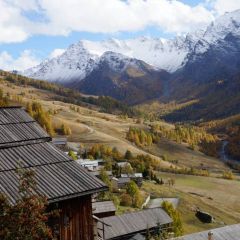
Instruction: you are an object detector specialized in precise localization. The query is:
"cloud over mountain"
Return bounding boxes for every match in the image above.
[0,50,40,71]
[1,0,240,45]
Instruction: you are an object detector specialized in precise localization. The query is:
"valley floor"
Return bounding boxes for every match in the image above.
[143,173,240,234]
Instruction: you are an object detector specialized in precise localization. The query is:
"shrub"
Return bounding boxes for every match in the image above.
[222,170,235,180]
[68,150,78,160]
[162,201,183,237]
[120,193,132,207]
[60,123,72,135]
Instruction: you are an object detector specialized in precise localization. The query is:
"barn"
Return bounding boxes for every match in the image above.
[0,107,107,240]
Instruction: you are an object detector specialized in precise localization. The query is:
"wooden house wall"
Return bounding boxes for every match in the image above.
[94,211,116,219]
[53,195,94,240]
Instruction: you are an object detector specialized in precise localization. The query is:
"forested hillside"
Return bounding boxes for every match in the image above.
[0,70,140,117]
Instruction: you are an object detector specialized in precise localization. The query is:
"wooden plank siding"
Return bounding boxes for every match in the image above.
[59,195,94,240]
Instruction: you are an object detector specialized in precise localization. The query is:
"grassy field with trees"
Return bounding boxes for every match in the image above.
[0,72,239,236]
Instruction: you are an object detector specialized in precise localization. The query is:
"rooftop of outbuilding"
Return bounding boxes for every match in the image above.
[0,107,107,204]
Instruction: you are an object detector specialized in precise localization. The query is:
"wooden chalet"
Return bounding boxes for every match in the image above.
[51,137,67,149]
[0,107,107,240]
[111,177,131,189]
[120,173,143,187]
[76,159,104,171]
[98,208,172,240]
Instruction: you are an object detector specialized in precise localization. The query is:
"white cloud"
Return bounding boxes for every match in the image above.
[208,0,240,15]
[0,1,30,43]
[0,0,239,44]
[6,0,39,11]
[49,48,65,58]
[1,0,239,71]
[33,0,214,35]
[0,50,40,71]
[0,0,217,44]
[0,48,66,71]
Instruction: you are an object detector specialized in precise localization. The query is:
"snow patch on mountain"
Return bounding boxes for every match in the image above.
[82,36,194,72]
[24,42,99,82]
[23,10,240,83]
[99,51,147,72]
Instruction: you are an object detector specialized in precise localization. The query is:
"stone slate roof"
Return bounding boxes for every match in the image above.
[98,207,172,239]
[92,201,116,214]
[173,224,240,240]
[0,107,50,148]
[0,107,107,204]
[118,177,131,184]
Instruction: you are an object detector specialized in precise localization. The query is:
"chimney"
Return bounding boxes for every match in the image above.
[208,231,213,240]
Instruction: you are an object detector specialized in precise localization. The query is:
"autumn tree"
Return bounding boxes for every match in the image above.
[126,180,139,206]
[124,150,133,160]
[98,168,115,201]
[99,168,112,192]
[27,102,55,137]
[0,89,9,107]
[126,127,154,147]
[112,147,121,160]
[162,201,183,237]
[0,168,53,240]
[26,102,33,117]
[68,150,78,160]
[121,164,134,174]
[120,193,132,206]
[60,123,72,135]
[222,170,235,180]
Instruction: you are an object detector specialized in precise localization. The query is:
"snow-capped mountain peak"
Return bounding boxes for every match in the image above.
[24,41,99,83]
[23,10,240,83]
[99,51,148,73]
[203,10,240,43]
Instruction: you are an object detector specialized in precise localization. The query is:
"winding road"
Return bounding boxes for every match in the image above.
[219,140,240,166]
[219,141,230,162]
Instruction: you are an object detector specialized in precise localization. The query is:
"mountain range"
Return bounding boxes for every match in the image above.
[23,10,240,121]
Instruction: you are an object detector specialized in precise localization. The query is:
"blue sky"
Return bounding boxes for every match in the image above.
[0,0,239,70]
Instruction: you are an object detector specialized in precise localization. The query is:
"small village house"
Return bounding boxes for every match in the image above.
[172,223,240,240]
[92,170,113,179]
[118,177,131,188]
[76,159,104,171]
[111,177,131,189]
[51,137,67,149]
[92,201,116,218]
[116,162,131,168]
[0,107,107,240]
[111,177,120,190]
[120,173,143,187]
[98,208,173,240]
